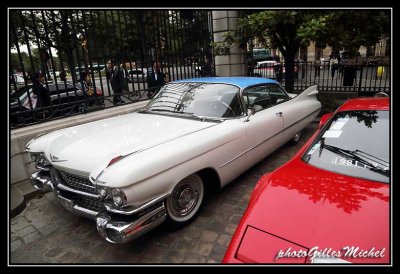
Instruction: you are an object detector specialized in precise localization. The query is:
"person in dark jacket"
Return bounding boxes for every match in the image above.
[31,72,50,118]
[80,71,96,107]
[146,60,165,98]
[106,59,125,105]
[120,61,130,93]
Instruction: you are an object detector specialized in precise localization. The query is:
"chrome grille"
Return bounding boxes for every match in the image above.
[60,191,106,212]
[76,195,106,212]
[58,170,97,194]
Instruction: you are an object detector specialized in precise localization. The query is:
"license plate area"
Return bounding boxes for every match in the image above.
[58,196,74,213]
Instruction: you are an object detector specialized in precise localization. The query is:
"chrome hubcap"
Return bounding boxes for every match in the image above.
[172,183,199,216]
[168,176,203,219]
[177,188,196,209]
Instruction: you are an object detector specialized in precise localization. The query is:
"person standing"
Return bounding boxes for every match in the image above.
[80,71,96,108]
[31,72,50,118]
[146,60,165,98]
[314,57,321,79]
[59,70,67,82]
[330,55,339,78]
[120,61,130,93]
[107,59,125,105]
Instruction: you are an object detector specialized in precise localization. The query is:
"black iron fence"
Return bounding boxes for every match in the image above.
[9,9,214,128]
[10,10,391,129]
[250,61,390,95]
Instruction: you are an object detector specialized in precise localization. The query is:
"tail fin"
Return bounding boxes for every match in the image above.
[292,85,319,101]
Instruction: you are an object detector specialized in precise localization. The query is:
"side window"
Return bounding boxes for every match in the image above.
[243,85,271,111]
[268,84,289,105]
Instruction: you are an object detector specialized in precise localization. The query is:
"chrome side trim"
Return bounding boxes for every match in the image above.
[219,108,321,168]
[105,193,169,215]
[219,150,249,168]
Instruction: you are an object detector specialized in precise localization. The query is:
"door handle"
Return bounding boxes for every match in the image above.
[276,112,283,117]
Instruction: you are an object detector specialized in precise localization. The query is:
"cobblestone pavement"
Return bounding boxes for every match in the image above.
[10,122,318,264]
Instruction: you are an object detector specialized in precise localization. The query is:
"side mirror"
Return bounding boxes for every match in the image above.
[244,107,256,122]
[245,105,262,122]
[319,112,333,128]
[247,107,256,116]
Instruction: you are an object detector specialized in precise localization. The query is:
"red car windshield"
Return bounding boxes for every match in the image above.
[302,110,389,183]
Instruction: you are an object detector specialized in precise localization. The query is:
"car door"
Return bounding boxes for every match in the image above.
[268,83,313,143]
[241,84,285,170]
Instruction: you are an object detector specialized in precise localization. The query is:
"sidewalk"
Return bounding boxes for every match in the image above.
[10,179,48,218]
[10,185,27,218]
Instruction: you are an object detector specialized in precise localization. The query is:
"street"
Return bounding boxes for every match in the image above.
[10,122,318,264]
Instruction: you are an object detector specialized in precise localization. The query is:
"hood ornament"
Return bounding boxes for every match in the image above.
[50,153,67,162]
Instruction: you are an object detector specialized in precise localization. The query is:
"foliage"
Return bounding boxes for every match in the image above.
[215,9,390,92]
[10,9,213,73]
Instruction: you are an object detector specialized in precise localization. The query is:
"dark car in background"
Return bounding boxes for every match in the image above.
[10,82,103,127]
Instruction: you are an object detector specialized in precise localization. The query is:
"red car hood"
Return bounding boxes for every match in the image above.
[229,159,390,264]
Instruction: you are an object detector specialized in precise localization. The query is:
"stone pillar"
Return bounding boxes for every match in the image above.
[212,11,247,77]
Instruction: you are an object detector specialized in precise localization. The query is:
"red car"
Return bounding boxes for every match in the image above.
[223,97,390,264]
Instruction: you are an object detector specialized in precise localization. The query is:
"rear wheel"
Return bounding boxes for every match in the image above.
[165,174,204,227]
[289,131,302,145]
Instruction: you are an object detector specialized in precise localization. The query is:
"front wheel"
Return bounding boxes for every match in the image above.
[165,174,204,227]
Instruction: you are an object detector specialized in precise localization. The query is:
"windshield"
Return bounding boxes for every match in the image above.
[144,82,243,119]
[302,110,389,183]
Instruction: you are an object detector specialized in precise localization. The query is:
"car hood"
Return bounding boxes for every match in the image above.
[240,160,389,263]
[29,112,217,175]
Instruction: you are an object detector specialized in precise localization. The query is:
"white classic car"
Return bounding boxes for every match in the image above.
[26,77,321,244]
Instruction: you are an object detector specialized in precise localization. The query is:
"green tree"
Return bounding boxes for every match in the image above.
[10,52,35,72]
[10,9,213,84]
[298,10,390,58]
[10,10,85,81]
[216,10,390,93]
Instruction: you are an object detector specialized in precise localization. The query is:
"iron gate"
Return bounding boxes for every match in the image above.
[9,9,214,128]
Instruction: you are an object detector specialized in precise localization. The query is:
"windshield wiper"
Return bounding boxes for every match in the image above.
[144,108,195,115]
[321,143,389,177]
[141,108,201,118]
[139,108,180,114]
[140,108,223,122]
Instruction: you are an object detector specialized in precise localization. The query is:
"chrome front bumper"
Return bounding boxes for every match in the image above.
[30,170,166,244]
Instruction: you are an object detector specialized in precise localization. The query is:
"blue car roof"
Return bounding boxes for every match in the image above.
[173,77,277,89]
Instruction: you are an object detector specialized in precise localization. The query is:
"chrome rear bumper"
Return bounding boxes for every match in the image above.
[30,170,166,243]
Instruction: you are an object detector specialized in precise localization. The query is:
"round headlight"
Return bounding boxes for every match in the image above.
[111,189,126,207]
[39,157,46,165]
[32,153,50,168]
[30,153,39,161]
